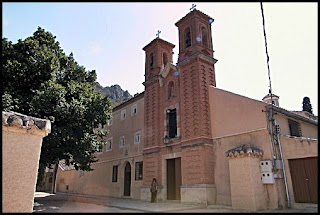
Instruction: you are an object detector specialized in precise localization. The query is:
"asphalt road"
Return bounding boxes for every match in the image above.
[33,200,141,213]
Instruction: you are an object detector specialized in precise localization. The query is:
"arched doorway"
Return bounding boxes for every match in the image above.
[124,162,131,196]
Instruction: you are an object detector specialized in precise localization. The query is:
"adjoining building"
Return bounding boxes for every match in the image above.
[55,9,317,211]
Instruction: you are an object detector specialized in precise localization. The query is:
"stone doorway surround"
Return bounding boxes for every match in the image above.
[160,152,182,201]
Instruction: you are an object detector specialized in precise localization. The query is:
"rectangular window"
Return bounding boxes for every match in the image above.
[134,131,141,144]
[106,138,113,151]
[167,109,177,138]
[107,116,113,126]
[135,162,143,180]
[288,119,301,137]
[131,104,137,116]
[119,136,125,148]
[121,109,126,120]
[112,165,118,182]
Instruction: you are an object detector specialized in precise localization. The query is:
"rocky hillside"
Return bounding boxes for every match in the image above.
[95,82,132,107]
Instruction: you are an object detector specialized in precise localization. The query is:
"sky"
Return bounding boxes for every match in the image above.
[2,2,318,115]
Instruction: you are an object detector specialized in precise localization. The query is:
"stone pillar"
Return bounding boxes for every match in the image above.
[2,111,51,212]
[226,144,267,211]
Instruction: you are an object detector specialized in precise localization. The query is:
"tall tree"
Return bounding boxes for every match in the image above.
[302,97,313,114]
[2,27,112,189]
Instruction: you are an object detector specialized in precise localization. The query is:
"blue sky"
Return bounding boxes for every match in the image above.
[2,2,318,115]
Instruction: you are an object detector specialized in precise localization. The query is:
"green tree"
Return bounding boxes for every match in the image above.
[302,97,313,114]
[2,27,112,188]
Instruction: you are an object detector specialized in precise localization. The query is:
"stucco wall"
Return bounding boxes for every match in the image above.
[280,136,318,205]
[2,112,50,212]
[56,156,144,199]
[274,114,318,139]
[208,86,268,138]
[56,95,145,200]
[212,129,278,209]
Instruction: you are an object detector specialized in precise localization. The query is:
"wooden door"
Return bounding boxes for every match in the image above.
[167,158,182,200]
[124,162,131,196]
[289,157,318,203]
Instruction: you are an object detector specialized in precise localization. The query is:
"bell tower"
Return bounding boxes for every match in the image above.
[175,9,218,142]
[175,8,215,63]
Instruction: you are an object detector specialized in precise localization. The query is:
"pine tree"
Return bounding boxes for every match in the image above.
[302,97,313,114]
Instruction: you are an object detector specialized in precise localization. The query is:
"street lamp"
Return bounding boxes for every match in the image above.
[163,135,169,144]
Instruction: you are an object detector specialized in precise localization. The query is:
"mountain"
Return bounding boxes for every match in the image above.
[95,82,133,107]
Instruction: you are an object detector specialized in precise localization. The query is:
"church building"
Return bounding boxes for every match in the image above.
[55,8,318,211]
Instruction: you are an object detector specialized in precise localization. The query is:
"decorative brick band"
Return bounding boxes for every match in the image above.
[2,111,51,132]
[180,141,213,149]
[226,143,263,158]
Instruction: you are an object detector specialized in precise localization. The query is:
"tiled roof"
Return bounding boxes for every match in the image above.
[2,111,51,132]
[262,93,279,100]
[58,161,76,171]
[143,38,175,51]
[226,143,263,158]
[175,9,214,27]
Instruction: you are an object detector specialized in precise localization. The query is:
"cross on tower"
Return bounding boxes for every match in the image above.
[156,30,161,38]
[190,4,196,11]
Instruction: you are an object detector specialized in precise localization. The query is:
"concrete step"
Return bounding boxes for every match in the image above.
[207,204,232,209]
[291,203,318,211]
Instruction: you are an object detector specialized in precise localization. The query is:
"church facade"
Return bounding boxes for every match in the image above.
[55,9,318,211]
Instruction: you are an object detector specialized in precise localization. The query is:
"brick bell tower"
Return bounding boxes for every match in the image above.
[141,9,218,204]
[175,9,218,204]
[141,37,176,199]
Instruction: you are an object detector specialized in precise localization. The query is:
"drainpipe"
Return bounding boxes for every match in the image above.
[274,119,290,208]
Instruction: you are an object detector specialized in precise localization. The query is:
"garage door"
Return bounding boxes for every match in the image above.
[288,157,318,203]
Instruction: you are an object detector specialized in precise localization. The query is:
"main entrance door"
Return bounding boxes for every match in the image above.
[167,157,182,200]
[288,157,317,203]
[124,162,131,196]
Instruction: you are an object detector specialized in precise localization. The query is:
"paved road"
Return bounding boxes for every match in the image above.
[33,200,140,213]
[33,192,318,213]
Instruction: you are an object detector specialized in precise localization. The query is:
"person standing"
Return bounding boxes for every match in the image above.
[150,178,158,203]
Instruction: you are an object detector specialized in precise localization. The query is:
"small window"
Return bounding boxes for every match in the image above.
[168,81,174,99]
[150,53,154,69]
[121,109,126,120]
[131,104,137,116]
[119,136,125,148]
[112,165,118,182]
[135,162,143,180]
[184,27,192,48]
[167,109,177,138]
[288,119,301,137]
[134,131,141,144]
[106,138,113,151]
[201,27,208,47]
[107,117,113,126]
[163,52,168,67]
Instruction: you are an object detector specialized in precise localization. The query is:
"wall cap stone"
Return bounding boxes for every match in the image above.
[2,111,51,133]
[226,143,263,158]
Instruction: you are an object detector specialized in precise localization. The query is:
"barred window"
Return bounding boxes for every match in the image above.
[121,109,126,120]
[112,165,118,182]
[131,104,137,116]
[134,132,141,144]
[288,119,301,137]
[119,136,125,148]
[106,138,112,151]
[135,162,143,180]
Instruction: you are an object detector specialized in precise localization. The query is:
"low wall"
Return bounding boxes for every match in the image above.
[2,111,51,212]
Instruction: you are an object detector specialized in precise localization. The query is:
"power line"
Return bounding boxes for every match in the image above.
[260,2,272,95]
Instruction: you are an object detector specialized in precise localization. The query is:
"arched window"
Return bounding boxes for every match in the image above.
[201,27,208,47]
[168,81,174,99]
[163,52,168,67]
[150,53,154,69]
[184,27,191,48]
